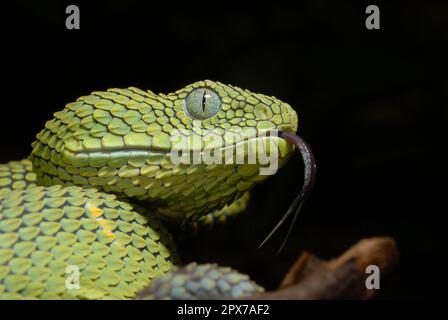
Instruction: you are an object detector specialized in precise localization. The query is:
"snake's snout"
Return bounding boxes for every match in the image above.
[258,131,317,253]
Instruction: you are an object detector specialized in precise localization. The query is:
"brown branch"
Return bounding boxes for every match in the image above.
[249,237,399,300]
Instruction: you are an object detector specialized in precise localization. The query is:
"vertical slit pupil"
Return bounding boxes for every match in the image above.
[201,89,208,114]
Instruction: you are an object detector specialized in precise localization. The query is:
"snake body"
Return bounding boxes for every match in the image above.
[0,80,298,299]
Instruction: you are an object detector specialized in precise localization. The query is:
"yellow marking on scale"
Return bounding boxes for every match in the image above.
[98,219,115,237]
[89,206,104,218]
[85,202,115,238]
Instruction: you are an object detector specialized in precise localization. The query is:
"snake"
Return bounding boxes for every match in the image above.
[0,80,316,299]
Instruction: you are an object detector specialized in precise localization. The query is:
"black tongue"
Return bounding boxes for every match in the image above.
[258,131,317,254]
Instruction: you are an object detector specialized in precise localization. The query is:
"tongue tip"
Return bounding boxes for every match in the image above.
[258,132,316,253]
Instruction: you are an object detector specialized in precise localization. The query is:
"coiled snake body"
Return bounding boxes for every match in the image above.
[0,80,302,299]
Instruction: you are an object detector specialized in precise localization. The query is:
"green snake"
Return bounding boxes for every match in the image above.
[0,80,315,299]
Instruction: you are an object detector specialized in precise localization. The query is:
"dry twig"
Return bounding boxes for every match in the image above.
[249,237,399,300]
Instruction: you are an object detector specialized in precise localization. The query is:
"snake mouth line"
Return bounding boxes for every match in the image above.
[258,131,317,253]
[66,129,297,157]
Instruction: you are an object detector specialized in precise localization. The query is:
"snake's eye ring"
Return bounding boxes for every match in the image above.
[184,88,221,120]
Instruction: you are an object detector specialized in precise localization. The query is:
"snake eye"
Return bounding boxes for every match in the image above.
[185,88,221,120]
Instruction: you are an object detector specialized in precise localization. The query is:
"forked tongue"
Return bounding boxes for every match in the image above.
[258,131,317,254]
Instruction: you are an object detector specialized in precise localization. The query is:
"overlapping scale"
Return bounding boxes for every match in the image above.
[0,185,179,299]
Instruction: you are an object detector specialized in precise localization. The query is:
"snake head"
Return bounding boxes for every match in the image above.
[29,80,299,223]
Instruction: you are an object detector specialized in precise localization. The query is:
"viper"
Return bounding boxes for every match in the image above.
[0,80,315,299]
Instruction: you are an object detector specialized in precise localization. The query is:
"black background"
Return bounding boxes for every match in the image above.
[2,1,445,299]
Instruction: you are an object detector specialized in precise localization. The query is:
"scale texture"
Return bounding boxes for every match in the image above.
[0,80,298,299]
[0,181,178,299]
[138,262,264,300]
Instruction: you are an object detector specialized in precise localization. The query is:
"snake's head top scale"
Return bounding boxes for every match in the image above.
[30,80,315,248]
